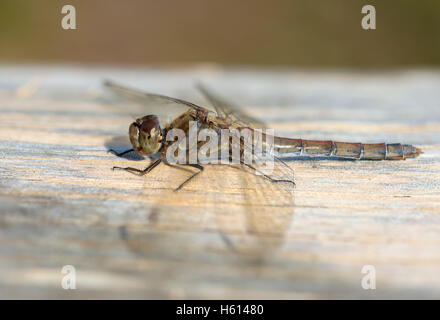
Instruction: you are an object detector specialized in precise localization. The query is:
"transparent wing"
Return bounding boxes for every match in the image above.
[196,83,266,129]
[104,80,210,115]
[199,85,294,185]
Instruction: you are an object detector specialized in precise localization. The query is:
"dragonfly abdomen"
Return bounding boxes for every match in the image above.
[273,137,422,160]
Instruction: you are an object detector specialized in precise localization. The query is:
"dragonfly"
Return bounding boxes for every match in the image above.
[104,80,422,191]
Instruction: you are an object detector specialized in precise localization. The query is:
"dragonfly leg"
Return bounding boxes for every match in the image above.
[112,158,162,176]
[173,164,204,192]
[241,161,295,187]
[163,162,195,174]
[108,148,135,157]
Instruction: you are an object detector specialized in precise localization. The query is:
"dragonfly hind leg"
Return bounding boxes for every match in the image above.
[112,158,162,176]
[171,163,204,192]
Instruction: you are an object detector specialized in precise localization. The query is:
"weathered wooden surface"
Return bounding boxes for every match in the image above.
[0,65,439,299]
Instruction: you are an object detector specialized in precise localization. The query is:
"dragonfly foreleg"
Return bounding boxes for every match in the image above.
[112,158,162,176]
[108,148,135,157]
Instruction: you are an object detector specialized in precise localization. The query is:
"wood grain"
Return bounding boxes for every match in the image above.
[0,65,439,299]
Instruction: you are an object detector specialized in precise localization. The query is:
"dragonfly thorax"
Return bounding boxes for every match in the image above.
[129,115,163,155]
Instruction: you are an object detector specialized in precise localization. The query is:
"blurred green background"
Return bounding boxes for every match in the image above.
[0,0,439,67]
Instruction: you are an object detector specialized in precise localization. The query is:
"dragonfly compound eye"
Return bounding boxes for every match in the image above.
[131,115,163,155]
[139,115,160,134]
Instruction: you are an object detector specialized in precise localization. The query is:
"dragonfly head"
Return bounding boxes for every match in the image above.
[129,115,163,155]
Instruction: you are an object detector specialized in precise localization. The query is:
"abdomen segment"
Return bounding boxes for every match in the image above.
[273,138,422,160]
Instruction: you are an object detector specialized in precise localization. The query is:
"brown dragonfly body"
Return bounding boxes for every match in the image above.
[105,81,422,190]
[272,136,421,160]
[164,108,421,160]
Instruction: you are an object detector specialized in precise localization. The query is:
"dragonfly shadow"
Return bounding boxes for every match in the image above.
[104,135,145,161]
[115,162,296,269]
[212,164,295,261]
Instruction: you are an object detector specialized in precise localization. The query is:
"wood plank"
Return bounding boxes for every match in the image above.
[0,65,439,299]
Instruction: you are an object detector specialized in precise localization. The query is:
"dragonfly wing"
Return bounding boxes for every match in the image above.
[196,83,267,129]
[104,80,209,113]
